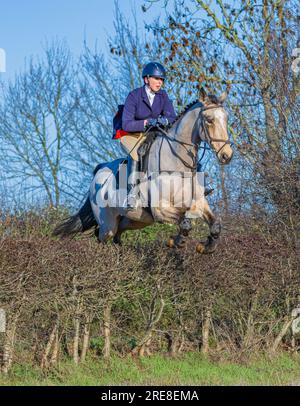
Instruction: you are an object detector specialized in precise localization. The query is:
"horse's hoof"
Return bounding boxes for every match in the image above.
[174,236,186,248]
[167,236,186,249]
[211,222,221,239]
[196,243,205,254]
[167,237,175,248]
[204,245,217,254]
[196,236,218,254]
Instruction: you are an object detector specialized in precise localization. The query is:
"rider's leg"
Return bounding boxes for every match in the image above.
[120,133,147,210]
[127,156,140,209]
[120,133,146,161]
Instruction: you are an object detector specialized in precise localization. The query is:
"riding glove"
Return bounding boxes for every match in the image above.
[145,118,158,128]
[157,116,169,127]
[145,116,169,129]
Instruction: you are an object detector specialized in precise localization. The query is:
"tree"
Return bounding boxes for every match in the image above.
[68,2,154,190]
[144,0,300,221]
[0,41,76,208]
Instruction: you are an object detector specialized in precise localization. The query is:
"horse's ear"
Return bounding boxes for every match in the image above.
[199,87,208,102]
[218,91,228,104]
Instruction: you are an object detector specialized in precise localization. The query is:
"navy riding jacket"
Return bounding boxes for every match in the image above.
[122,86,177,133]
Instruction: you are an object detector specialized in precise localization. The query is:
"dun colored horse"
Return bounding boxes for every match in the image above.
[53,88,233,253]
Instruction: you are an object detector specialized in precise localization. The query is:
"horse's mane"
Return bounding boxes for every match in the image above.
[169,99,199,128]
[168,93,222,129]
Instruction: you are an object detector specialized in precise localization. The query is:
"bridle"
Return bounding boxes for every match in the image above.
[157,103,231,171]
[199,104,231,156]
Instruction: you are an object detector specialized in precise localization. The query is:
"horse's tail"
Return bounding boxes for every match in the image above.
[52,194,97,238]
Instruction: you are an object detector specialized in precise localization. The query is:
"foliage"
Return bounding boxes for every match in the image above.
[0,353,300,386]
[0,213,299,375]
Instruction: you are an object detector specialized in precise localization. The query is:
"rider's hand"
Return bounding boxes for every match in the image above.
[157,116,168,127]
[145,118,158,128]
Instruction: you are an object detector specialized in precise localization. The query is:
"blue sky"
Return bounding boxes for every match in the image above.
[0,0,163,81]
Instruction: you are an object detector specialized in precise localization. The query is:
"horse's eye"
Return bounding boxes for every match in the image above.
[205,117,214,124]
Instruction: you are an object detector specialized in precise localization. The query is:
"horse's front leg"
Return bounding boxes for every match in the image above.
[167,217,192,248]
[195,199,221,254]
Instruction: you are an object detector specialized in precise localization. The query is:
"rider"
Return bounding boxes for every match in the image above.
[121,62,177,210]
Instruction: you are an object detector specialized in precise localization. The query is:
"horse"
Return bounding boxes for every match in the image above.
[53,88,233,253]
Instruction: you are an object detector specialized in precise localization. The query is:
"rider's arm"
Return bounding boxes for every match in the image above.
[122,92,146,132]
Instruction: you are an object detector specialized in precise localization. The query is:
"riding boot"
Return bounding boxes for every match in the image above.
[203,171,214,196]
[127,158,140,210]
[204,187,214,196]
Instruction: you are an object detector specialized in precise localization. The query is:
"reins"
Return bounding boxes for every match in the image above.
[153,103,231,171]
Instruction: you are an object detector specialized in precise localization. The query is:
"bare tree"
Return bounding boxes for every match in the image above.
[69,2,153,191]
[0,41,76,207]
[144,0,300,220]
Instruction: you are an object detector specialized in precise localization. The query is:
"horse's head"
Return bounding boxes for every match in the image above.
[198,88,233,165]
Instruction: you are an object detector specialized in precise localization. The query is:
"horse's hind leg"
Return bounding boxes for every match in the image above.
[96,211,121,244]
[113,230,122,245]
[113,216,152,245]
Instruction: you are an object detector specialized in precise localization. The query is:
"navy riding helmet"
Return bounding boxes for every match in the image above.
[142,62,166,80]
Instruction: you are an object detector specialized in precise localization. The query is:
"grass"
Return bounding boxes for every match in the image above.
[1,352,300,386]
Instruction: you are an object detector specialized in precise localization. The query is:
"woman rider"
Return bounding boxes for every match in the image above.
[121,62,177,210]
